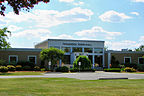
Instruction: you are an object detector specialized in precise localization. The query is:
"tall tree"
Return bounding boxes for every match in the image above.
[0,27,11,49]
[0,0,50,16]
[40,47,65,70]
[135,45,144,51]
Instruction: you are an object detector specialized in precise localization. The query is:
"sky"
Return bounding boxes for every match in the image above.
[0,0,144,50]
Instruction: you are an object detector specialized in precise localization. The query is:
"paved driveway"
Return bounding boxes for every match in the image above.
[1,72,144,80]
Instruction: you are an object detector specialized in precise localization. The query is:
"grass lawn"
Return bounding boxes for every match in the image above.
[0,71,44,76]
[0,78,144,96]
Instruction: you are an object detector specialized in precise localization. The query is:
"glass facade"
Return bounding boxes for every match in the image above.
[94,48,103,53]
[72,47,82,52]
[84,48,93,53]
[62,47,71,53]
[63,55,70,64]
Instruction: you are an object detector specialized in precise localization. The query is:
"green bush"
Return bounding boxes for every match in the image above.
[0,66,8,72]
[73,56,92,70]
[121,63,137,69]
[34,66,40,71]
[124,67,136,72]
[41,68,46,71]
[0,59,6,66]
[23,66,31,71]
[70,68,95,72]
[8,62,17,66]
[137,64,144,72]
[16,65,23,71]
[56,66,69,72]
[7,65,16,71]
[104,68,121,72]
[17,61,35,68]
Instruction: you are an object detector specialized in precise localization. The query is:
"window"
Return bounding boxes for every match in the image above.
[94,48,103,53]
[124,57,131,64]
[62,47,71,53]
[84,48,93,53]
[9,55,18,63]
[138,57,144,64]
[28,56,36,64]
[72,47,82,52]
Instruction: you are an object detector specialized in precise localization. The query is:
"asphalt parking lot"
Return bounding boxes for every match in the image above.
[1,72,144,80]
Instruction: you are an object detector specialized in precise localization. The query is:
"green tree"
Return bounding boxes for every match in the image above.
[0,0,50,16]
[135,45,144,51]
[40,47,65,70]
[0,27,11,49]
[73,56,92,70]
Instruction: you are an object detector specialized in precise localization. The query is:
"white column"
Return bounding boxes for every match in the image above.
[108,52,111,69]
[82,48,84,53]
[93,55,95,69]
[59,59,62,67]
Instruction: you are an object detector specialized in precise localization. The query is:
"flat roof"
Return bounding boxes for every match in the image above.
[0,48,42,52]
[105,50,144,54]
[47,39,105,42]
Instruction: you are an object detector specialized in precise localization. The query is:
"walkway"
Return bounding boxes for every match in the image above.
[0,72,144,80]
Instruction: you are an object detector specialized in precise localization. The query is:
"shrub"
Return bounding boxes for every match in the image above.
[73,56,92,70]
[56,66,69,72]
[23,66,31,71]
[0,59,6,66]
[70,68,95,72]
[8,62,17,66]
[137,64,144,72]
[34,66,40,71]
[7,65,16,71]
[121,63,137,69]
[17,61,35,68]
[0,66,8,72]
[16,65,23,71]
[124,67,136,72]
[104,68,121,72]
[41,68,46,71]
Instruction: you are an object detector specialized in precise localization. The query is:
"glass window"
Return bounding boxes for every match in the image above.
[139,58,144,64]
[28,56,36,64]
[72,47,82,52]
[94,48,103,53]
[63,55,70,64]
[50,46,60,49]
[62,47,71,53]
[84,48,93,53]
[9,55,18,63]
[124,57,131,64]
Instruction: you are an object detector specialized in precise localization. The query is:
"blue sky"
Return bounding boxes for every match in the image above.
[0,0,144,50]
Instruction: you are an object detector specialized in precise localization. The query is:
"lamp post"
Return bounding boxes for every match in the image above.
[79,62,81,72]
[48,61,51,70]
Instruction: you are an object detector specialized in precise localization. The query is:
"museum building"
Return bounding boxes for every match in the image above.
[0,39,144,68]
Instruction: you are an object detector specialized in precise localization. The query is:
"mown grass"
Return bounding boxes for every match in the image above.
[0,72,44,75]
[0,78,144,96]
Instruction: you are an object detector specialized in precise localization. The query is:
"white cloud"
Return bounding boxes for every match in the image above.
[8,25,23,32]
[99,10,132,23]
[105,40,140,50]
[133,0,144,2]
[3,7,93,28]
[59,0,84,6]
[130,12,139,16]
[12,29,51,40]
[139,36,144,41]
[59,0,74,3]
[75,26,122,40]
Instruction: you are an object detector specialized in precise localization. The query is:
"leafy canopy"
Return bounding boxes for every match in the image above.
[0,27,11,49]
[40,47,65,64]
[73,55,92,70]
[0,0,50,16]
